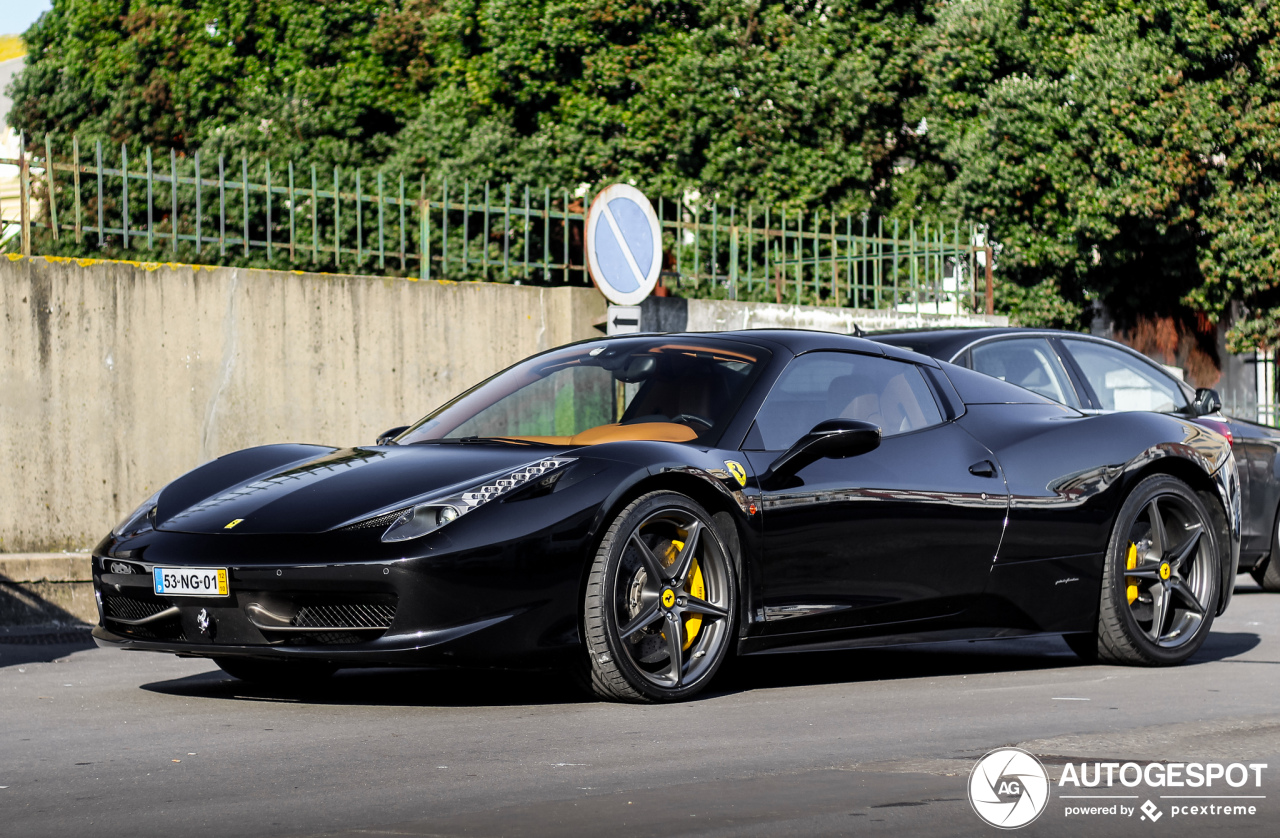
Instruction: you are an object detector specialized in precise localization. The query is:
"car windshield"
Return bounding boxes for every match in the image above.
[397,337,769,447]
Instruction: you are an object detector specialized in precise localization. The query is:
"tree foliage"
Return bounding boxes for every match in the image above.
[918,0,1280,346]
[12,1,1280,344]
[11,1,928,215]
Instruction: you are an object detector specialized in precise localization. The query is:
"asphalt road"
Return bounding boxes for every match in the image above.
[3,577,1279,838]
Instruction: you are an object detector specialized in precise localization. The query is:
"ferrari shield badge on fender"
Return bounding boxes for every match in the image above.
[224,518,243,530]
[724,460,747,487]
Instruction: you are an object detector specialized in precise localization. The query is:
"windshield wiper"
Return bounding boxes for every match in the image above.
[411,437,560,447]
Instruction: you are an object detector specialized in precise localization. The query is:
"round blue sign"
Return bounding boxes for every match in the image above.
[585,184,662,306]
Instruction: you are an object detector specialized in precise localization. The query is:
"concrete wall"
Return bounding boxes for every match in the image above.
[0,256,605,552]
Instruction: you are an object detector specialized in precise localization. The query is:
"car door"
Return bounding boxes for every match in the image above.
[740,351,1009,635]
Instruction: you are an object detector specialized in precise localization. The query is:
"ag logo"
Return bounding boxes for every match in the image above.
[723,460,747,487]
[968,747,1050,829]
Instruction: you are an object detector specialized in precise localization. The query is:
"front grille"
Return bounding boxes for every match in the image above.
[104,594,170,622]
[102,592,186,641]
[294,602,396,630]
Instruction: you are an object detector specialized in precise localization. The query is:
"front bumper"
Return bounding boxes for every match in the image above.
[90,500,597,667]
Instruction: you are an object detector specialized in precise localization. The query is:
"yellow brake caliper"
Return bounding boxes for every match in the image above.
[1126,542,1139,604]
[661,537,706,651]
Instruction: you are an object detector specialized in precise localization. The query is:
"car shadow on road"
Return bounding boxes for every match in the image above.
[142,664,592,707]
[138,627,1260,708]
[0,628,95,668]
[1190,630,1262,662]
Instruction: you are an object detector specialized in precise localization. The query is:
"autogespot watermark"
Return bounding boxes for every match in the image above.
[968,752,1268,829]
[969,748,1052,829]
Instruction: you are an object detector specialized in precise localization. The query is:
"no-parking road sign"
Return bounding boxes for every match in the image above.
[585,184,662,306]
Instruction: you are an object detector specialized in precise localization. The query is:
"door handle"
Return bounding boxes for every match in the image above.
[969,460,998,478]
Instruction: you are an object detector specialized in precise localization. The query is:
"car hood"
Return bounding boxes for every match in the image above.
[156,444,571,535]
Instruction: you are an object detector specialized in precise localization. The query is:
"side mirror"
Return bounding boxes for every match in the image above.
[762,419,881,488]
[376,425,410,445]
[1193,388,1222,417]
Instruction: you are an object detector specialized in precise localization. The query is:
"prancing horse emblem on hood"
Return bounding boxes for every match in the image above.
[224,518,244,529]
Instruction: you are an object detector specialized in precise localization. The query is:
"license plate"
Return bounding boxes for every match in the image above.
[153,567,229,597]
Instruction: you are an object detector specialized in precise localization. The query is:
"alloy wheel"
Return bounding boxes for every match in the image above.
[612,509,733,689]
[1121,494,1213,649]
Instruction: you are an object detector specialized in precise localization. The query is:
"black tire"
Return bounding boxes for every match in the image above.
[1250,509,1280,591]
[214,657,337,686]
[581,491,737,702]
[1095,474,1220,666]
[1252,559,1280,592]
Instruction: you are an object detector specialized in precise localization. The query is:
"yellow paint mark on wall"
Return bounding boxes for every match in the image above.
[0,36,24,63]
[5,253,483,288]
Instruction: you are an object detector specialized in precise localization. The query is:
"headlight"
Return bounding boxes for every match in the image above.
[112,491,161,538]
[381,457,575,543]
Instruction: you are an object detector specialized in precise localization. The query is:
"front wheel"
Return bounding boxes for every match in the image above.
[581,491,737,702]
[1094,474,1220,666]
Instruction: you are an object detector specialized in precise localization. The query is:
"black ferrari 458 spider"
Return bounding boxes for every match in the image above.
[93,330,1241,702]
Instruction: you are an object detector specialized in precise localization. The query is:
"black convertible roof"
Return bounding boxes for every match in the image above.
[677,328,941,367]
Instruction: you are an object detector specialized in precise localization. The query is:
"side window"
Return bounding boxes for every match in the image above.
[751,352,944,450]
[969,338,1081,407]
[1064,340,1189,413]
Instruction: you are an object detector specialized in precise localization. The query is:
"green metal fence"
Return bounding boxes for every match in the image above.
[2,135,990,311]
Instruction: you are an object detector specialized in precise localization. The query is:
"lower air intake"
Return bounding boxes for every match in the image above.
[294,602,396,630]
[104,594,170,622]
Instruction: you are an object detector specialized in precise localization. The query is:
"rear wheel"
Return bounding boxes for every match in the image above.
[581,491,737,702]
[214,657,337,686]
[1095,474,1220,666]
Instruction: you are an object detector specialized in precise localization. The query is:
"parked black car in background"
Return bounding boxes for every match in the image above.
[874,327,1280,591]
